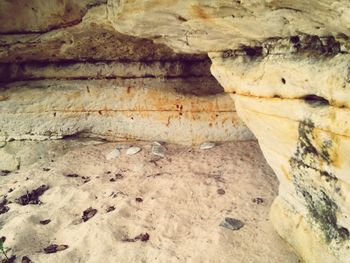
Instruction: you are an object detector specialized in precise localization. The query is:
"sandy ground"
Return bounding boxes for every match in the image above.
[0,141,299,263]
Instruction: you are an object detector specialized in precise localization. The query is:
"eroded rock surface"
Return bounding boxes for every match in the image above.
[110,1,350,262]
[109,0,350,53]
[0,4,252,148]
[1,1,350,262]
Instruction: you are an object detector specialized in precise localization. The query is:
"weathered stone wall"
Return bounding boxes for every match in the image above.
[0,3,253,147]
[1,1,350,262]
[100,1,350,262]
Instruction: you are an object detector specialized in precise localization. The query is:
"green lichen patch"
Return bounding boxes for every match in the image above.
[289,120,348,247]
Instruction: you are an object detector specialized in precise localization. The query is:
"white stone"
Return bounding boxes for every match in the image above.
[200,142,215,150]
[126,146,141,155]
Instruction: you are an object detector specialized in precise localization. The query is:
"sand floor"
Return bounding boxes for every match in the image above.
[0,141,299,263]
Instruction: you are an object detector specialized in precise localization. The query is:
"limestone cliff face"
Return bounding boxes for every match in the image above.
[102,1,349,262]
[0,3,253,148]
[1,1,350,262]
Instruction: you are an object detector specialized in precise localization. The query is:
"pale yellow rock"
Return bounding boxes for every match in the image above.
[210,52,350,108]
[234,94,350,262]
[270,197,340,263]
[0,5,206,63]
[0,0,349,262]
[0,150,19,171]
[109,0,350,53]
[0,79,253,145]
[0,0,106,33]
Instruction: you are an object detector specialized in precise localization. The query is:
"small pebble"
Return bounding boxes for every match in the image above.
[82,207,97,222]
[22,256,32,263]
[217,188,225,195]
[135,197,143,202]
[0,170,11,176]
[200,142,215,150]
[220,217,244,231]
[126,146,141,155]
[40,219,51,225]
[252,197,264,204]
[135,233,150,242]
[152,144,166,157]
[43,244,69,254]
[106,206,115,213]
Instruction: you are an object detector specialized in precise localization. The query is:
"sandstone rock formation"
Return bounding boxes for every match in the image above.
[107,1,350,262]
[1,1,349,262]
[0,3,252,149]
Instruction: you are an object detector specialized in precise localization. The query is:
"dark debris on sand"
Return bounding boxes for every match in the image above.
[122,233,150,242]
[15,185,49,206]
[43,244,68,254]
[82,207,97,222]
[39,219,51,225]
[21,256,32,263]
[0,198,10,214]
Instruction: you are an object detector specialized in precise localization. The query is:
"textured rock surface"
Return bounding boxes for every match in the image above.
[0,78,252,145]
[210,38,350,263]
[1,0,350,262]
[109,0,350,53]
[111,1,350,262]
[0,3,252,146]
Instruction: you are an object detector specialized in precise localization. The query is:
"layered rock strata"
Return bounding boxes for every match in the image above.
[0,3,253,162]
[0,78,251,145]
[1,1,350,262]
[107,1,350,262]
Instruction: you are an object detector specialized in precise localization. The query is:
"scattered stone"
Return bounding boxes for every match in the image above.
[126,146,141,155]
[82,207,97,222]
[65,173,80,178]
[110,173,123,182]
[217,188,226,195]
[252,197,264,204]
[122,233,150,242]
[152,144,166,157]
[21,256,32,263]
[0,170,11,177]
[106,206,115,213]
[82,176,91,183]
[200,142,215,150]
[8,188,13,193]
[15,185,49,206]
[134,233,150,242]
[40,219,51,225]
[43,244,69,254]
[220,217,244,231]
[0,198,9,215]
[135,197,143,202]
[105,148,121,160]
[2,255,16,263]
[42,168,50,172]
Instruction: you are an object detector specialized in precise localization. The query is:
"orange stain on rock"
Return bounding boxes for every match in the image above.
[191,5,210,19]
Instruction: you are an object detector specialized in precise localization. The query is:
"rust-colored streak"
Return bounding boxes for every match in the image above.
[191,5,210,19]
[0,95,8,101]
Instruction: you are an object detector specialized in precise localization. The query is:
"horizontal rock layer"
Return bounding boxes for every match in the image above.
[0,79,253,145]
[1,1,350,262]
